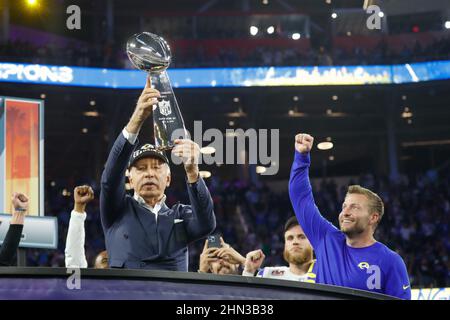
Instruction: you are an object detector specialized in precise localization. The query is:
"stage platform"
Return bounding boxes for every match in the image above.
[0,267,398,300]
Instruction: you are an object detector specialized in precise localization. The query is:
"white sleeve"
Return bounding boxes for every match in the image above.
[122,128,138,145]
[242,270,256,277]
[64,210,88,268]
[242,268,265,277]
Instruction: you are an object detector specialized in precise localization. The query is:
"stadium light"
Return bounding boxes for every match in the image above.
[200,146,216,155]
[402,107,413,118]
[199,171,212,179]
[331,13,338,19]
[26,0,38,7]
[83,111,100,117]
[317,141,334,150]
[445,21,450,29]
[256,166,267,174]
[250,26,258,36]
[267,26,275,34]
[292,33,301,40]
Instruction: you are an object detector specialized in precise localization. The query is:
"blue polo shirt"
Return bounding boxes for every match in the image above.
[289,151,411,300]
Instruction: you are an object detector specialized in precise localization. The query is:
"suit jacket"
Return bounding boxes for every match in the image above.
[100,133,216,271]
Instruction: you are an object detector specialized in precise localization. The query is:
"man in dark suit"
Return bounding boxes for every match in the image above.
[100,77,216,271]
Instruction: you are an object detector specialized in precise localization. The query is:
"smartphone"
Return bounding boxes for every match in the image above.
[207,234,221,248]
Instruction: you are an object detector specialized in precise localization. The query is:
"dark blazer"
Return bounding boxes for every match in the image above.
[0,224,23,266]
[100,133,216,271]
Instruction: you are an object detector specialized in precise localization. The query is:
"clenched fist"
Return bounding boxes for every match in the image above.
[11,192,28,225]
[12,192,28,212]
[74,185,94,213]
[244,249,265,275]
[295,133,314,154]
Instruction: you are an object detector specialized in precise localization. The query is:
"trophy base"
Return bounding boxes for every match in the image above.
[156,144,175,152]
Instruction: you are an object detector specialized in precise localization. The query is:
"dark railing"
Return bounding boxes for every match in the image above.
[0,267,398,300]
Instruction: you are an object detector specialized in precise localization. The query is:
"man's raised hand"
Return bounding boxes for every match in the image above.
[126,77,161,134]
[244,249,265,275]
[74,185,94,213]
[295,133,314,154]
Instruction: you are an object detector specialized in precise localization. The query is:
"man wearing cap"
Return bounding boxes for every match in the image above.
[100,77,216,271]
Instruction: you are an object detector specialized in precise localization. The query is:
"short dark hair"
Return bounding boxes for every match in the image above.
[284,216,299,233]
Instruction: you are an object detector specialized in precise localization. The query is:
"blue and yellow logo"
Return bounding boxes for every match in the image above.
[358,262,370,270]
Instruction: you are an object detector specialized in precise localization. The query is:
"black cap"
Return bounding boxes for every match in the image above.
[128,143,169,168]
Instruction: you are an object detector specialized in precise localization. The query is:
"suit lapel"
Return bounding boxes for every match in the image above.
[157,203,174,255]
[134,202,158,253]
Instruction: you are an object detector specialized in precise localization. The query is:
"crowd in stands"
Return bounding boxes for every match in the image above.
[1,34,449,69]
[25,166,450,289]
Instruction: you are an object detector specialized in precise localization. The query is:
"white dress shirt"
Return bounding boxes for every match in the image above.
[133,193,166,222]
[122,127,138,145]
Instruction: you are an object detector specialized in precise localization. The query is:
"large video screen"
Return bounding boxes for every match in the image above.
[0,97,44,217]
[0,60,449,89]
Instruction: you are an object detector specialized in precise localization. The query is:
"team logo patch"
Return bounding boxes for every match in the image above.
[132,144,156,158]
[358,262,370,270]
[271,270,285,276]
[141,144,154,151]
[158,99,172,116]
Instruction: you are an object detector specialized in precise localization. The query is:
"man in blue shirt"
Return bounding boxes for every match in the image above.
[289,133,411,300]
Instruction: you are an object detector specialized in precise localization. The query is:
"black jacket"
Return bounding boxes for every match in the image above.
[0,224,23,266]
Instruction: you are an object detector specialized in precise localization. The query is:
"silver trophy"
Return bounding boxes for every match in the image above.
[126,32,187,151]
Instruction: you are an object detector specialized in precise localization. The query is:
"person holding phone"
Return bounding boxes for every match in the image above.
[198,236,245,275]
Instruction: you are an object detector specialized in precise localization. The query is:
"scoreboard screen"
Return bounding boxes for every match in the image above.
[0,97,44,217]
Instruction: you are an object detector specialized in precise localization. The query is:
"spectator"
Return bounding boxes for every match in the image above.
[242,216,316,282]
[0,193,29,266]
[198,237,244,275]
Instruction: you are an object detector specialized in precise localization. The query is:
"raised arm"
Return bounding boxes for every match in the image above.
[0,193,28,266]
[100,77,161,229]
[288,133,338,249]
[172,139,216,241]
[65,185,94,268]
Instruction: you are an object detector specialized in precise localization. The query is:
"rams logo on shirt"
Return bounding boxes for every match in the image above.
[358,262,370,270]
[271,270,285,276]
